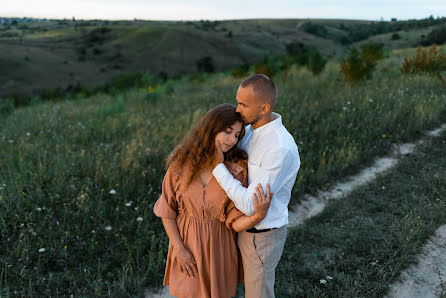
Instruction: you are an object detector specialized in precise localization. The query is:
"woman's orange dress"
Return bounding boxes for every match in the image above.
[153,161,247,298]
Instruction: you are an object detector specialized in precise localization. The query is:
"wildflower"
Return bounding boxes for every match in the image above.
[137,217,143,222]
[109,189,116,195]
[26,132,30,136]
[125,201,132,207]
[134,207,138,211]
[326,276,333,280]
[381,134,387,138]
[382,186,386,190]
[38,248,45,253]
[36,207,42,211]
[320,279,327,284]
[105,226,112,231]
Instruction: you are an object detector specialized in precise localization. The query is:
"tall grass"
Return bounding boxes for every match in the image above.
[0,51,445,296]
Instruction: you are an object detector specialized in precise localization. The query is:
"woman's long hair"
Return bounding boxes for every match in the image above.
[167,104,247,187]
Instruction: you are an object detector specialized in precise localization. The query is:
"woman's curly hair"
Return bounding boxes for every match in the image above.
[166,104,247,187]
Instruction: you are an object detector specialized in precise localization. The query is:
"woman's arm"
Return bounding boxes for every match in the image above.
[231,184,273,232]
[161,218,198,278]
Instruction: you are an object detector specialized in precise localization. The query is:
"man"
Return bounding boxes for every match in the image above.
[212,74,301,298]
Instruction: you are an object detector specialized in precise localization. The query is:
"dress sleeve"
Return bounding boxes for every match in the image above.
[153,165,180,219]
[224,161,248,223]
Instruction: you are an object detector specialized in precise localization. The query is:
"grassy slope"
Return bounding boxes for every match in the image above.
[0,18,436,98]
[0,47,445,296]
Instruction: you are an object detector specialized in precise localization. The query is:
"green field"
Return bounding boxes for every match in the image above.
[1,37,446,296]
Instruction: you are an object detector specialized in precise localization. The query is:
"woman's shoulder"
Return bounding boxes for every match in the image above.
[165,161,186,188]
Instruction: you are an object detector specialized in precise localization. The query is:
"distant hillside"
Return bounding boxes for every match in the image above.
[0,16,445,98]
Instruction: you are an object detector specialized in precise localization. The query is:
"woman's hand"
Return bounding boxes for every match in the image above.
[174,246,198,278]
[212,140,225,168]
[250,184,273,224]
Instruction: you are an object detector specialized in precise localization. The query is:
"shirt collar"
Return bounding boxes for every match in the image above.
[250,112,282,136]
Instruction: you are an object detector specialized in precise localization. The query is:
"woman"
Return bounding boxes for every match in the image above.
[153,104,273,298]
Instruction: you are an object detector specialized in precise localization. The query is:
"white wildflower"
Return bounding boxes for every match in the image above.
[109,189,116,195]
[326,276,333,280]
[320,279,327,284]
[36,207,42,211]
[38,248,45,253]
[136,217,143,222]
[26,132,31,136]
[125,201,132,207]
[105,226,112,231]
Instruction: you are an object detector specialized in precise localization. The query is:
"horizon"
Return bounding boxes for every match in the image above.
[2,0,446,22]
[0,15,443,23]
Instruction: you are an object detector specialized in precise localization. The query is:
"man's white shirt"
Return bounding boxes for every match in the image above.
[212,112,300,229]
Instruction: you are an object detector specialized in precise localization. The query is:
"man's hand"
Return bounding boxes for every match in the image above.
[213,140,224,168]
[174,246,198,278]
[250,184,273,224]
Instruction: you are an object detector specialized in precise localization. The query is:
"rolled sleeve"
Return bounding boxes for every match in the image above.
[213,147,296,217]
[153,165,179,219]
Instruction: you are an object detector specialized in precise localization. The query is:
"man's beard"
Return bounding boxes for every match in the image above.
[245,113,261,126]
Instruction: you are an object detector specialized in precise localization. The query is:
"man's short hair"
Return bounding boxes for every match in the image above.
[240,74,278,109]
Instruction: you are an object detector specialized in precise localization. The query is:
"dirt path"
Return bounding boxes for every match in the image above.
[288,124,446,228]
[385,225,446,298]
[145,123,446,298]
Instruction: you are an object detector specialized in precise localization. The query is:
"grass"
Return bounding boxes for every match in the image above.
[274,130,446,297]
[0,49,446,296]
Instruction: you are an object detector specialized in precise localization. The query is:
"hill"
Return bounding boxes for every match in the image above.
[1,16,445,98]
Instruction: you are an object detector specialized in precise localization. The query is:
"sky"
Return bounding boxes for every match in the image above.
[2,0,446,21]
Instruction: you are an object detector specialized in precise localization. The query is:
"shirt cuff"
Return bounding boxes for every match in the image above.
[212,163,231,180]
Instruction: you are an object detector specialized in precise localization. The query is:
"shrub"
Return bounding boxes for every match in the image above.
[280,55,295,81]
[340,43,384,83]
[308,48,327,75]
[232,63,250,78]
[196,56,215,73]
[0,98,14,115]
[254,54,283,78]
[285,42,309,65]
[301,22,329,38]
[419,26,446,46]
[391,33,401,40]
[400,44,446,84]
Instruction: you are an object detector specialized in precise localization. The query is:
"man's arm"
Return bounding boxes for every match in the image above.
[213,147,299,215]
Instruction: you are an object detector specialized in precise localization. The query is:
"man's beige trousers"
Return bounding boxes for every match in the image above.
[237,225,287,298]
